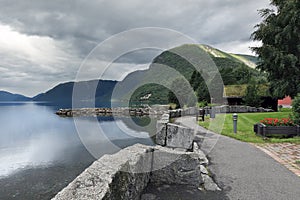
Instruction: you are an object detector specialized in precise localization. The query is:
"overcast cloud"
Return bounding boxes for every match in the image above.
[0,0,271,96]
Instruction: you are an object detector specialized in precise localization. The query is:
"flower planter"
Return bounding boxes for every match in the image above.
[254,123,300,137]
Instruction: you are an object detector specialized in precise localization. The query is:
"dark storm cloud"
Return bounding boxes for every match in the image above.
[0,0,271,96]
[0,0,270,55]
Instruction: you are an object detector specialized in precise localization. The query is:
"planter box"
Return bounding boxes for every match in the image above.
[254,123,300,137]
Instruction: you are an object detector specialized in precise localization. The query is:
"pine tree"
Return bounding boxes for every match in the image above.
[252,0,300,98]
[243,80,262,107]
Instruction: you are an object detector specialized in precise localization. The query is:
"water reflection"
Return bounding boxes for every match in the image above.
[0,102,154,179]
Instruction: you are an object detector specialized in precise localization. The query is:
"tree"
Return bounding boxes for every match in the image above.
[168,77,197,108]
[243,80,262,107]
[251,0,300,98]
[292,93,300,125]
[196,83,210,103]
[168,90,180,108]
[190,71,211,103]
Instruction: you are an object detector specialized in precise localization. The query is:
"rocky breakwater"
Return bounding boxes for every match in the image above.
[52,123,220,200]
[56,107,151,117]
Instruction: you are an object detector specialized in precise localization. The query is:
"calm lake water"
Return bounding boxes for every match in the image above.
[0,102,155,200]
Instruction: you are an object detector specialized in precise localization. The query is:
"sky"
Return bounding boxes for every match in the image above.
[0,0,271,97]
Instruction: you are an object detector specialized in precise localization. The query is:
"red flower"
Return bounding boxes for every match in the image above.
[260,118,294,126]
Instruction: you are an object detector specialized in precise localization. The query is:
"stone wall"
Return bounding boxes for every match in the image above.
[52,144,152,200]
[169,105,274,119]
[212,105,274,113]
[52,143,219,200]
[169,107,198,118]
[155,123,194,150]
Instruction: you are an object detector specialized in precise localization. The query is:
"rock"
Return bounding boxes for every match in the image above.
[166,123,194,150]
[201,174,221,191]
[140,193,157,200]
[151,146,203,186]
[173,148,187,152]
[155,125,166,146]
[194,135,205,143]
[53,143,217,200]
[52,144,153,200]
[193,142,209,166]
[155,123,194,150]
[200,165,208,175]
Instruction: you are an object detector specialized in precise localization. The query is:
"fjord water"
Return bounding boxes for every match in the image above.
[0,102,154,199]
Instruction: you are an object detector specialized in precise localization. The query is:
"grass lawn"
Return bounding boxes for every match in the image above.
[199,112,300,144]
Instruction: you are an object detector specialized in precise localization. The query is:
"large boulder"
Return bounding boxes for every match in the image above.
[52,144,153,200]
[155,123,194,150]
[150,146,203,186]
[166,123,194,149]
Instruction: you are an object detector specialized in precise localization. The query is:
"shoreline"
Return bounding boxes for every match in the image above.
[56,107,152,117]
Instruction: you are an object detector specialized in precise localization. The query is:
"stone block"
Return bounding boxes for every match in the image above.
[52,144,153,200]
[52,143,217,200]
[166,123,194,150]
[151,146,203,186]
[201,174,221,191]
[193,142,209,166]
[155,124,166,146]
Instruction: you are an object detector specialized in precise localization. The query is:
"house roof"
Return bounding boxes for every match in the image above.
[278,96,292,106]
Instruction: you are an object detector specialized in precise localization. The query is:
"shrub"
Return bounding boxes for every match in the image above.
[198,101,208,108]
[243,80,262,107]
[292,94,300,125]
[278,105,283,112]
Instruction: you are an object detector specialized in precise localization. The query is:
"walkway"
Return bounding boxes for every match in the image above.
[176,116,300,200]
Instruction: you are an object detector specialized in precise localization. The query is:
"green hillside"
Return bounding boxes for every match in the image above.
[128,44,266,104]
[199,45,258,68]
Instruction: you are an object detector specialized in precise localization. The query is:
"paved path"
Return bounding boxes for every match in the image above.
[176,116,300,200]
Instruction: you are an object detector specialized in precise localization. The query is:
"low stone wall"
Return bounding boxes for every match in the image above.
[169,107,198,118]
[52,143,219,200]
[52,144,152,200]
[56,107,151,117]
[156,123,194,150]
[212,105,274,113]
[169,105,274,119]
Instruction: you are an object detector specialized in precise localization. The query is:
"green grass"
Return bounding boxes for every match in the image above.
[199,112,300,144]
[279,108,292,112]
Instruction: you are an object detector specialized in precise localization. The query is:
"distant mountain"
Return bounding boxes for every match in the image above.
[33,80,117,107]
[0,91,30,101]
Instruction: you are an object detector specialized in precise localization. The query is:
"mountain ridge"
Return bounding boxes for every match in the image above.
[127,44,264,103]
[0,44,260,105]
[32,79,118,107]
[0,91,30,101]
[198,44,258,68]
